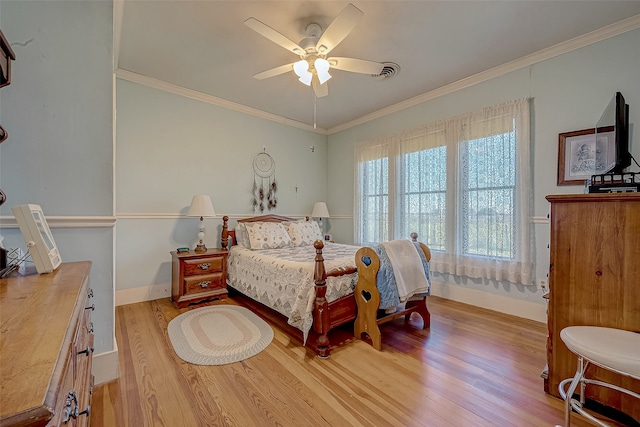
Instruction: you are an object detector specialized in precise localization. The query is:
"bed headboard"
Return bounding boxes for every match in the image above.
[221,214,306,248]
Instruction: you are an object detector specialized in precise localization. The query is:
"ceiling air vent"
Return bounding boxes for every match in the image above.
[372,62,400,81]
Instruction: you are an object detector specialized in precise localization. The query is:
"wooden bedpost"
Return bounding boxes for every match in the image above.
[405,241,431,328]
[313,240,330,358]
[221,216,229,248]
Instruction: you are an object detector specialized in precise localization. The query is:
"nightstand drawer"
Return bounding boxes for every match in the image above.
[183,256,224,276]
[184,273,225,294]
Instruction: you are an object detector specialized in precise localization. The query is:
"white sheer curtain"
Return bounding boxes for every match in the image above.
[354,98,534,285]
[354,136,393,246]
[435,99,534,285]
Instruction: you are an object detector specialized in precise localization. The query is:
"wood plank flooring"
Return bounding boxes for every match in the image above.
[91,296,625,426]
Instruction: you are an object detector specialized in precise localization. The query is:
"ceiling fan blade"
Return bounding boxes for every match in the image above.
[315,3,363,55]
[244,17,305,56]
[312,76,328,98]
[328,57,385,75]
[253,63,295,80]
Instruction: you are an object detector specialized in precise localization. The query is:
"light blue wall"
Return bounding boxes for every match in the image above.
[2,0,638,352]
[327,28,640,305]
[0,1,114,353]
[115,79,328,293]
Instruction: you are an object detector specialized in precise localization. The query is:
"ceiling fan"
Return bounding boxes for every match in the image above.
[245,3,385,98]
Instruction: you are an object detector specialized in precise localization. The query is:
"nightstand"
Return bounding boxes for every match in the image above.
[171,248,228,308]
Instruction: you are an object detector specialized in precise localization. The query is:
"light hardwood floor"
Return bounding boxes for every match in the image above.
[91,295,624,427]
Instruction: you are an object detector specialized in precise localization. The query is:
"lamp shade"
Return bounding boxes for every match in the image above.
[187,195,216,217]
[294,59,312,86]
[314,58,332,85]
[311,202,330,218]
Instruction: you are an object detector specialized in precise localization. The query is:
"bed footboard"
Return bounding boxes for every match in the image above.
[354,238,431,350]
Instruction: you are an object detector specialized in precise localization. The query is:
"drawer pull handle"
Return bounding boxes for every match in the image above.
[198,281,211,288]
[78,346,94,356]
[63,390,77,423]
[85,303,95,311]
[197,263,211,270]
[63,390,91,423]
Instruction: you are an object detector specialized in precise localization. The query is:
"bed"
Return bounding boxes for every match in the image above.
[221,214,431,358]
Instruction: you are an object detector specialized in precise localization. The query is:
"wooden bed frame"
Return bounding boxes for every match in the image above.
[221,214,430,358]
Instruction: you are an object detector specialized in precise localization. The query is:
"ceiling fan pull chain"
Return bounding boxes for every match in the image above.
[314,94,317,129]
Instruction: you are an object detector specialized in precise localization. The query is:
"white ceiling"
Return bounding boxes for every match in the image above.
[115,1,640,133]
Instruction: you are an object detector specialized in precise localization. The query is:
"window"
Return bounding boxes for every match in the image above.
[359,156,389,245]
[460,131,516,259]
[355,99,533,285]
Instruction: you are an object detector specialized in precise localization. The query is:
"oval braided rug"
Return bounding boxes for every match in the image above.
[168,305,273,365]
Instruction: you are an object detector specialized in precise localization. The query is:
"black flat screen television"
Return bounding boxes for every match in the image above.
[595,91,630,174]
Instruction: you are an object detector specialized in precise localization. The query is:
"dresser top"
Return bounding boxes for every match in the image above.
[0,261,91,421]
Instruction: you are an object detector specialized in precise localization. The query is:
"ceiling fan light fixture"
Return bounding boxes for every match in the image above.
[294,59,312,86]
[314,58,332,84]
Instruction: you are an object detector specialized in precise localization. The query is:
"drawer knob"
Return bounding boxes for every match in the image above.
[198,280,211,288]
[85,303,95,311]
[197,263,211,270]
[78,346,94,356]
[77,405,91,418]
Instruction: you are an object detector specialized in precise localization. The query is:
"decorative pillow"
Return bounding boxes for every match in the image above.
[235,223,251,248]
[245,222,292,250]
[284,220,323,246]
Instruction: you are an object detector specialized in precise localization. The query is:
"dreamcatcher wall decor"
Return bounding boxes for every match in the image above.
[252,150,277,212]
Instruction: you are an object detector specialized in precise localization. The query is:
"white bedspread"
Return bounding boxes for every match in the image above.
[227,243,359,343]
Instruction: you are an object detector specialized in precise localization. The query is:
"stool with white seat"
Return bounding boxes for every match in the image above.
[557,326,640,427]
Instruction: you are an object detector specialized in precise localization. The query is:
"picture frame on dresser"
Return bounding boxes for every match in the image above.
[12,204,62,274]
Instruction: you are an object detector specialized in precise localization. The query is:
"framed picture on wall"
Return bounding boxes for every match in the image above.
[557,128,598,185]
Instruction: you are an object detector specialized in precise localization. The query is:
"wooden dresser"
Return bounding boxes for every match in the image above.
[0,261,94,427]
[171,249,228,308]
[545,193,640,421]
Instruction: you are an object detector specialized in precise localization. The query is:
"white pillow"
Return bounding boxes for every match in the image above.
[284,220,323,246]
[245,222,293,250]
[234,223,251,248]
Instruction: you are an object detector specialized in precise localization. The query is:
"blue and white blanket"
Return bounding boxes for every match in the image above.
[375,242,431,309]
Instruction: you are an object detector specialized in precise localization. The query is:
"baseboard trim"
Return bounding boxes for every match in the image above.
[117,281,547,323]
[430,281,547,323]
[92,341,119,385]
[116,283,171,306]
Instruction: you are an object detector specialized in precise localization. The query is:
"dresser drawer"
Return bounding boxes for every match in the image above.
[184,273,225,294]
[183,256,224,276]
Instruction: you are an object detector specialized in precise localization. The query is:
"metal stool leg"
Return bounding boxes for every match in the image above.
[559,357,589,427]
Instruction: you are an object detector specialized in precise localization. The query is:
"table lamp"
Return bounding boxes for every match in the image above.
[311,202,330,231]
[187,195,216,253]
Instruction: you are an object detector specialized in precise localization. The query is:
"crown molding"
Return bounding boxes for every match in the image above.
[326,14,640,134]
[114,69,328,135]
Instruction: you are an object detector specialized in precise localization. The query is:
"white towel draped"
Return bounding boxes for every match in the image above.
[380,240,429,302]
